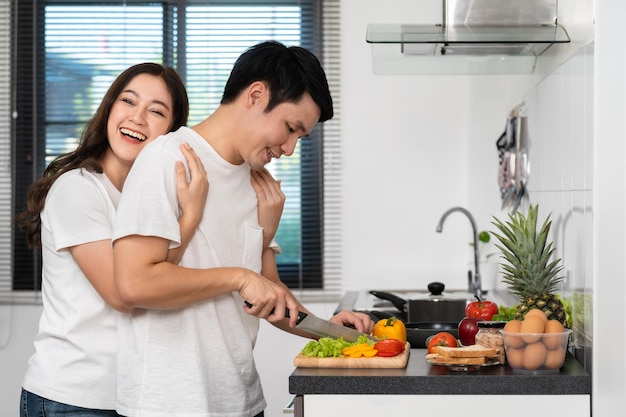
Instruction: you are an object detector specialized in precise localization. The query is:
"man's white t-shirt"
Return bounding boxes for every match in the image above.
[113,127,266,417]
[22,169,121,410]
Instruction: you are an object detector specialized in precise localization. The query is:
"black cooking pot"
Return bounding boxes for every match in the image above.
[370,282,468,323]
[369,310,459,349]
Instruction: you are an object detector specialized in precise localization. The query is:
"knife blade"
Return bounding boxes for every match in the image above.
[244,301,376,342]
[294,312,378,342]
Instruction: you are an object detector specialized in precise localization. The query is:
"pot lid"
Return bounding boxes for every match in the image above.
[411,282,470,302]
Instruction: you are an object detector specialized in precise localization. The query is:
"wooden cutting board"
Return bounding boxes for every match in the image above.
[293,342,410,368]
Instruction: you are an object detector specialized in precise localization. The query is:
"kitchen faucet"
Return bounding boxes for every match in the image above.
[436,207,483,298]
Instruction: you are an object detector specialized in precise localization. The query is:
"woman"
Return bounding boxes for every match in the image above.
[16,63,206,417]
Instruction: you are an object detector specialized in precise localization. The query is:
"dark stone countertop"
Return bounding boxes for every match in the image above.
[289,349,590,396]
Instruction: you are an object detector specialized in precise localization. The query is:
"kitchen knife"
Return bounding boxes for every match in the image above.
[244,302,377,342]
[294,311,379,342]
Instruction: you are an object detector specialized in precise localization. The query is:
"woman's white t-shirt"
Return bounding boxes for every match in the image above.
[22,169,121,410]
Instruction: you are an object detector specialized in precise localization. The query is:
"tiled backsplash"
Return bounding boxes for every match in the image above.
[522,43,594,372]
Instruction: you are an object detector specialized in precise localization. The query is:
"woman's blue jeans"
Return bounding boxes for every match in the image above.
[20,389,121,417]
[21,388,265,417]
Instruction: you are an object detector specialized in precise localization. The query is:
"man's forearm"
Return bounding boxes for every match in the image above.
[114,235,246,309]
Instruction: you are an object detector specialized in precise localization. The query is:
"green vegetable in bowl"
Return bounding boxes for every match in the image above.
[570,293,591,331]
[491,304,518,322]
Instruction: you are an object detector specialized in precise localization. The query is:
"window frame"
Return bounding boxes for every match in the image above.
[10,0,329,299]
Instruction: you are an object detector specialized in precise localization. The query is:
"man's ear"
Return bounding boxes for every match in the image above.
[247,81,268,107]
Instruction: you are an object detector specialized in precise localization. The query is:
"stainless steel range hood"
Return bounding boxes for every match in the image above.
[366,0,570,75]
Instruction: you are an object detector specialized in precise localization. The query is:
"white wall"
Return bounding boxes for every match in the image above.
[0,305,42,413]
[339,1,531,293]
[592,0,626,415]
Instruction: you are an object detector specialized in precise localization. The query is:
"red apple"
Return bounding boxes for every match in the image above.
[458,317,480,346]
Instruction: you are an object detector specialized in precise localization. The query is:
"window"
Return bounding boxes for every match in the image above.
[6,0,343,303]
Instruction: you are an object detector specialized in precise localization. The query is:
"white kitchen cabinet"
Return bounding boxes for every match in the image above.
[301,394,590,416]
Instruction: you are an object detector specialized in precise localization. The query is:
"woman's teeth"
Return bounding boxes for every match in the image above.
[120,128,147,141]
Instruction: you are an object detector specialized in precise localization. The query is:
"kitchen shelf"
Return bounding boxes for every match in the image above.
[366,24,570,46]
[366,24,571,75]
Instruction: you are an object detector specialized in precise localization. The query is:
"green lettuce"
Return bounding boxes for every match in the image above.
[300,334,374,358]
[491,304,517,322]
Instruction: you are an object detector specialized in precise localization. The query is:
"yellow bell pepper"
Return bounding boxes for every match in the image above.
[341,343,377,358]
[361,349,378,357]
[372,317,407,343]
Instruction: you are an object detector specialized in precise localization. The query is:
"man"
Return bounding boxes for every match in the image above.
[112,41,373,417]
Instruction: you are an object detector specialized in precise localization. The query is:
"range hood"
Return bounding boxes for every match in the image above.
[366,0,570,75]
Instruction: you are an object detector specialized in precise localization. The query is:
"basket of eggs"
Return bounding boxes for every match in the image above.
[501,309,571,374]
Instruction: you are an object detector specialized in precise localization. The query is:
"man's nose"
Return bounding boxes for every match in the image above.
[281,136,299,157]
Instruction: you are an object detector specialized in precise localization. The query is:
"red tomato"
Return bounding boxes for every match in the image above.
[374,338,406,357]
[465,296,498,320]
[427,332,458,354]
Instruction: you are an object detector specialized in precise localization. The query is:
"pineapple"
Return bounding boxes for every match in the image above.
[491,205,568,327]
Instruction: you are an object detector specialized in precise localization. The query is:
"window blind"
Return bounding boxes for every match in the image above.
[0,0,15,302]
[185,6,304,124]
[44,6,166,166]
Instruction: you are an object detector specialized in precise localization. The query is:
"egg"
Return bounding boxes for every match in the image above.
[543,320,566,350]
[502,320,524,348]
[520,316,545,343]
[523,342,548,370]
[505,347,524,368]
[544,319,565,333]
[524,308,548,323]
[544,346,566,369]
[503,319,522,333]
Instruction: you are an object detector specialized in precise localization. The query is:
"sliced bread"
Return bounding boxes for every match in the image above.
[425,353,487,365]
[435,344,497,358]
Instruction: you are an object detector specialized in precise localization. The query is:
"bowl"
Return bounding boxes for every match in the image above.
[501,329,572,374]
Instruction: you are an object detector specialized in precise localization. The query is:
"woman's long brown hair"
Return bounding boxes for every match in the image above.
[16,63,189,248]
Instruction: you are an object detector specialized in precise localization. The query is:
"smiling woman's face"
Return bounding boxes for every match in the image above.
[106,73,174,165]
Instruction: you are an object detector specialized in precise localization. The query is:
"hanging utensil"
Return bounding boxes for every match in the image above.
[511,115,530,214]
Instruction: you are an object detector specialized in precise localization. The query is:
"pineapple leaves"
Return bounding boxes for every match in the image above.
[490,204,565,299]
